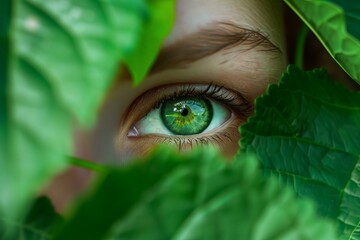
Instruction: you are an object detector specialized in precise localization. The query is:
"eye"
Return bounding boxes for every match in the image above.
[115,83,253,158]
[129,96,230,136]
[125,83,253,142]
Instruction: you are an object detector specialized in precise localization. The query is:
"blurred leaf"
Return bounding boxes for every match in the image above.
[0,197,62,240]
[1,0,155,224]
[284,0,360,85]
[240,65,360,239]
[124,0,176,85]
[15,0,149,125]
[54,147,336,240]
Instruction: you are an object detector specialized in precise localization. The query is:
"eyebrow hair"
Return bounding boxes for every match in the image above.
[150,21,282,74]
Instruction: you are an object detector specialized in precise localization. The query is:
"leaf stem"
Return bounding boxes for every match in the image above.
[295,23,309,69]
[69,156,108,173]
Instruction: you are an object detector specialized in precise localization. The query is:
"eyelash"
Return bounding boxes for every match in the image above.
[151,83,253,120]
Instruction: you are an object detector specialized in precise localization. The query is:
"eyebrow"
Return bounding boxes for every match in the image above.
[149,21,282,74]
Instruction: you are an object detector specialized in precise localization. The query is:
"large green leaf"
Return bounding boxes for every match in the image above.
[240,65,360,239]
[54,147,336,240]
[15,0,149,125]
[124,0,176,85]
[1,0,173,223]
[0,197,62,240]
[284,0,360,85]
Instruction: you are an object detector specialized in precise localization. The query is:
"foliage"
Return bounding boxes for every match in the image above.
[55,148,337,240]
[124,0,176,85]
[0,197,62,240]
[327,0,360,40]
[0,0,10,225]
[1,0,360,240]
[0,148,337,240]
[241,65,360,239]
[0,0,173,221]
[284,0,360,85]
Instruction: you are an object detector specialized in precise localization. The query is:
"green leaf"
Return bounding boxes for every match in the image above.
[1,0,158,223]
[15,0,149,125]
[0,0,11,215]
[328,0,360,40]
[284,0,360,85]
[124,0,176,85]
[54,147,336,240]
[240,65,360,239]
[0,197,62,240]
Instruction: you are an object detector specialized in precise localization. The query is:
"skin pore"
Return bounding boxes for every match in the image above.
[46,0,287,210]
[76,0,287,162]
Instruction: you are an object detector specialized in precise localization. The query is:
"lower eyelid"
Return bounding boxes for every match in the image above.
[127,113,241,145]
[121,119,241,159]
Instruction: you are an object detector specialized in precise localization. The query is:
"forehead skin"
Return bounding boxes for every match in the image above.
[76,0,287,162]
[166,0,285,53]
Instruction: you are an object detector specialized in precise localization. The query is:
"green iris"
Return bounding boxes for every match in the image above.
[160,97,213,135]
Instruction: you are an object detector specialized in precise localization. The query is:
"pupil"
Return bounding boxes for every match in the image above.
[181,108,189,116]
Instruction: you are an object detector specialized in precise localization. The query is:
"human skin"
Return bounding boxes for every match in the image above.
[75,0,287,162]
[46,0,287,210]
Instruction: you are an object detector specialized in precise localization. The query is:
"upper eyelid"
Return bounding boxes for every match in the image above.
[152,84,253,117]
